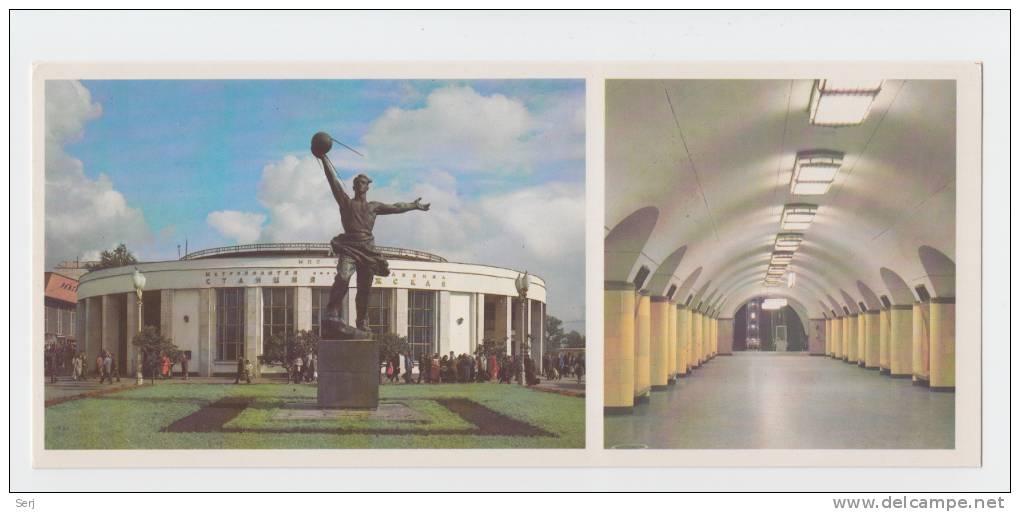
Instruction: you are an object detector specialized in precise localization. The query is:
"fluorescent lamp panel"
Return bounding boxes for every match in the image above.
[809,80,883,127]
[822,79,884,91]
[774,233,803,252]
[791,181,833,195]
[798,163,840,182]
[781,221,812,231]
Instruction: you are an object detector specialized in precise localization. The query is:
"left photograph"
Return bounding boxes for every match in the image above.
[42,78,586,449]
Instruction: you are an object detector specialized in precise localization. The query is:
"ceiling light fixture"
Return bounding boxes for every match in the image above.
[774,233,804,252]
[781,203,818,231]
[771,251,795,265]
[791,150,844,195]
[761,297,788,310]
[809,79,884,127]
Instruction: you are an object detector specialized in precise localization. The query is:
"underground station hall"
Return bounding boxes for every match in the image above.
[603,78,964,450]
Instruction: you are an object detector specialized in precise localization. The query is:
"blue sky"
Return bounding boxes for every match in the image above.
[46,79,586,328]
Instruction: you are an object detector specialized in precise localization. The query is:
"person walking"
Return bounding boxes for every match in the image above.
[71,353,82,381]
[292,355,304,384]
[102,352,113,384]
[180,353,190,380]
[161,354,172,380]
[234,356,248,384]
[111,354,120,382]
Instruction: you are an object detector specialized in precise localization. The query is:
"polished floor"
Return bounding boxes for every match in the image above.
[604,352,954,449]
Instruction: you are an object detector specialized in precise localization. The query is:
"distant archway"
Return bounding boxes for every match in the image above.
[732,297,808,352]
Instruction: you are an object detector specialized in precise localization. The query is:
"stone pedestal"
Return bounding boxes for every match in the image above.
[317,338,379,410]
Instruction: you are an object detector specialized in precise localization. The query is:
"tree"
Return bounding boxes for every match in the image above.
[562,330,586,349]
[376,332,409,361]
[261,329,318,373]
[88,243,138,270]
[544,315,566,351]
[131,326,180,384]
[479,337,508,357]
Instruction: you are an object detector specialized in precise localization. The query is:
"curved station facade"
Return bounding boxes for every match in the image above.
[75,243,547,376]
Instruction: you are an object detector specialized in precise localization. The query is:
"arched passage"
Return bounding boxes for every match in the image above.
[732,296,809,352]
[605,206,659,283]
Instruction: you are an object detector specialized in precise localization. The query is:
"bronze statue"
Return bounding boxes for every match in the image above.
[311,132,430,337]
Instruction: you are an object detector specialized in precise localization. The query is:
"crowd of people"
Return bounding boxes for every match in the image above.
[43,342,191,384]
[542,352,586,383]
[382,350,562,386]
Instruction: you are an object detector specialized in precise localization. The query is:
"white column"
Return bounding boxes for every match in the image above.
[295,286,312,331]
[245,287,263,376]
[125,293,139,372]
[198,288,215,377]
[85,297,102,366]
[160,289,174,340]
[504,295,512,356]
[438,290,451,356]
[395,288,409,338]
[473,293,485,353]
[525,298,533,357]
[345,288,356,325]
[101,295,117,355]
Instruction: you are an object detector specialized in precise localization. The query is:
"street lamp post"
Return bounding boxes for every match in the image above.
[514,272,529,386]
[132,268,146,385]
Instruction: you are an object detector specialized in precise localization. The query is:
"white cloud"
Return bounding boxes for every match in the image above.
[206,210,266,244]
[45,80,150,267]
[334,85,583,175]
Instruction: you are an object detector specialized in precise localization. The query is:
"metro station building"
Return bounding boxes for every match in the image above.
[75,243,547,376]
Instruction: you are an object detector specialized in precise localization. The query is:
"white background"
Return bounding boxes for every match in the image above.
[9,10,1011,494]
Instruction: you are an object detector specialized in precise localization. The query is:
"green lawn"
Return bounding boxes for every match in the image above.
[45,382,584,449]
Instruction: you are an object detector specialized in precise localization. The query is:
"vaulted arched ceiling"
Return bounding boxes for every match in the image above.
[605,79,956,318]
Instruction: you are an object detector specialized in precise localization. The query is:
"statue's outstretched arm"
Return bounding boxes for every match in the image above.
[319,156,349,206]
[374,197,430,215]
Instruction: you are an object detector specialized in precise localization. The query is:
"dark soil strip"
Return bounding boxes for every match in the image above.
[162,397,254,433]
[45,384,136,407]
[162,397,555,438]
[435,398,554,437]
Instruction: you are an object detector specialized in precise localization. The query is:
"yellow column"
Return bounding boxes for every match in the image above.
[649,297,670,391]
[879,309,891,374]
[863,310,880,369]
[825,318,832,356]
[604,282,636,413]
[701,314,709,361]
[667,302,677,384]
[712,316,719,357]
[842,315,851,360]
[912,302,931,385]
[857,313,867,367]
[677,305,689,376]
[929,298,955,391]
[832,317,843,359]
[707,316,713,358]
[688,310,697,367]
[692,311,703,367]
[889,305,913,377]
[634,291,651,402]
[846,313,858,363]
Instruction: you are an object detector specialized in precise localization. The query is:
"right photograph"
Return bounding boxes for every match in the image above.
[603,78,957,449]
